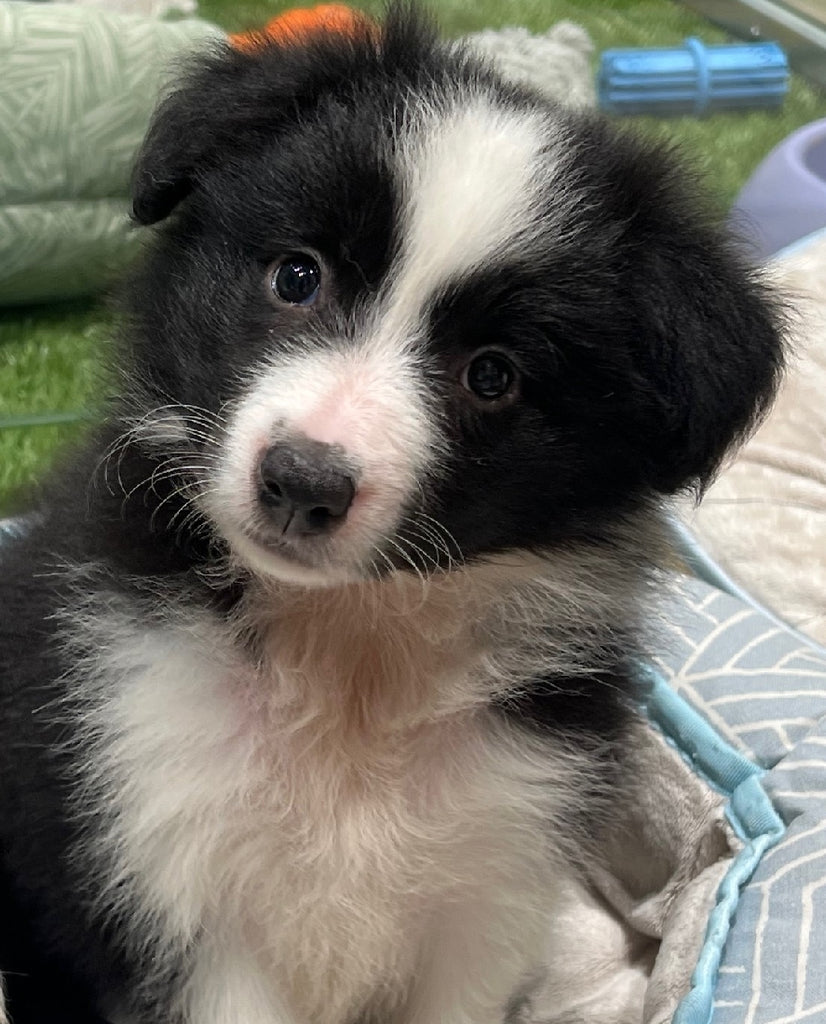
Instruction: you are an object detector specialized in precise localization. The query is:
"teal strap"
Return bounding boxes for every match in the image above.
[640,666,785,1024]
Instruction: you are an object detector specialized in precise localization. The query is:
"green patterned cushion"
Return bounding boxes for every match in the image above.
[0,2,221,305]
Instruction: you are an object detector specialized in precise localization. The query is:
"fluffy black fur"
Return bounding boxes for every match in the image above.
[0,7,783,1023]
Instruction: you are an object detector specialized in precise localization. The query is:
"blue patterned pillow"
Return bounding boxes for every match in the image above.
[656,579,826,1024]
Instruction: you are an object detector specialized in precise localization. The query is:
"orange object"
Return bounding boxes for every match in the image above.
[230,4,377,52]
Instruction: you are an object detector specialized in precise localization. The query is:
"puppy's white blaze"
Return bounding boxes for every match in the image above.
[209,335,434,579]
[385,95,549,335]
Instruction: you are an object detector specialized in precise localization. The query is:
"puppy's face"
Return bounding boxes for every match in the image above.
[126,11,782,587]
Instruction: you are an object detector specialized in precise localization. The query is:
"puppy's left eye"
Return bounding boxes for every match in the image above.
[462,352,518,403]
[269,255,321,306]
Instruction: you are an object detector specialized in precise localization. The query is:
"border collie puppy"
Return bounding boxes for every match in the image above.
[0,7,782,1024]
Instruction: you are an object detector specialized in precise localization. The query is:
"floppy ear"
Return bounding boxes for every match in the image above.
[131,42,276,225]
[632,220,785,495]
[131,83,211,225]
[131,10,392,225]
[591,129,787,496]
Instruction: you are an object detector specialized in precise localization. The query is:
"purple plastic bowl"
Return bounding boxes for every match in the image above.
[730,117,826,261]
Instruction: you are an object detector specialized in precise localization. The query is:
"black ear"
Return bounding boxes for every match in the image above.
[633,225,784,495]
[131,86,208,225]
[130,43,365,225]
[130,9,409,226]
[130,42,259,225]
[134,40,339,226]
[591,130,787,496]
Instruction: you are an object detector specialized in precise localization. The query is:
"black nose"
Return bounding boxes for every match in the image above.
[257,438,355,536]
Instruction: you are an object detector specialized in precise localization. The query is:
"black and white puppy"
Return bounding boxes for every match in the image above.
[0,7,783,1024]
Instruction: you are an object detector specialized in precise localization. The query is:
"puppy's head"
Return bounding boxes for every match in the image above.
[124,7,783,587]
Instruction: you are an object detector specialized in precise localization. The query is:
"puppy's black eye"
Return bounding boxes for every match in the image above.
[270,255,321,306]
[462,352,517,402]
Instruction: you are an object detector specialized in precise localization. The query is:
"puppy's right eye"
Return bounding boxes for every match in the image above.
[461,351,519,405]
[269,256,321,306]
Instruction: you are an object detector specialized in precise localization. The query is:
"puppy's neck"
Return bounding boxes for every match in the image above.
[235,560,522,737]
[225,536,648,744]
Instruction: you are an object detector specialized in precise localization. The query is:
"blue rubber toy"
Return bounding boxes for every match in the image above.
[598,37,788,117]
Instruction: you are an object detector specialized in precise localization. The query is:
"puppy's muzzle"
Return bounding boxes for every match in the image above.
[257,437,356,537]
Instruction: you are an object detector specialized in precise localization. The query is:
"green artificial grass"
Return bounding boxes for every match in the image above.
[0,301,105,508]
[1,0,825,512]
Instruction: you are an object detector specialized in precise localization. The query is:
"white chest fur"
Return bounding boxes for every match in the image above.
[68,574,589,1024]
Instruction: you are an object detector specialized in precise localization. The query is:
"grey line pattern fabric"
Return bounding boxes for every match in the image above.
[656,579,826,1024]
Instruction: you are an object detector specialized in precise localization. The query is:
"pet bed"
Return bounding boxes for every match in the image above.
[1,510,824,1024]
[520,573,826,1024]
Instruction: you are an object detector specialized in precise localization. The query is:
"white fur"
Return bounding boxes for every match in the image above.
[61,533,659,1024]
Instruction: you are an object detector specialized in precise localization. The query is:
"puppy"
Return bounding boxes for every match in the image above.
[0,7,783,1024]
